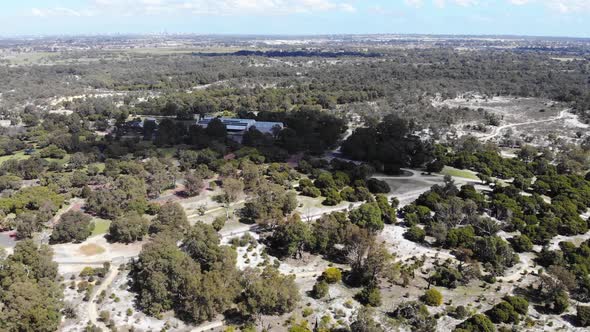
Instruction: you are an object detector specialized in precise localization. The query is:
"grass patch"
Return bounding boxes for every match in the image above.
[45,154,71,165]
[0,151,30,163]
[158,147,178,158]
[91,219,111,236]
[79,243,106,256]
[87,162,105,173]
[440,166,479,180]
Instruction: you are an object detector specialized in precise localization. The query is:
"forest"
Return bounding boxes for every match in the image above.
[0,38,589,332]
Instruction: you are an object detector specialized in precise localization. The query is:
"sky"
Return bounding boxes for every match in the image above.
[1,0,589,37]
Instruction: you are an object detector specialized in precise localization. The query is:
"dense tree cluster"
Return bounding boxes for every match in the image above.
[130,223,299,325]
[402,176,519,276]
[50,210,93,244]
[0,240,63,332]
[342,115,435,174]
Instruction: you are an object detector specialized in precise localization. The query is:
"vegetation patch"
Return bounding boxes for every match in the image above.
[91,219,112,236]
[441,166,479,180]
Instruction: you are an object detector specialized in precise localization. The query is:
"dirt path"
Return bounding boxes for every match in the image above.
[481,109,569,141]
[186,199,246,220]
[88,266,120,329]
[48,197,84,227]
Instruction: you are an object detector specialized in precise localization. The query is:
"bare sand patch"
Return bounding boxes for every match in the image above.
[79,243,106,256]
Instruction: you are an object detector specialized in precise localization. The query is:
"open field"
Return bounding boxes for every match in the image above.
[91,219,111,236]
[440,166,479,180]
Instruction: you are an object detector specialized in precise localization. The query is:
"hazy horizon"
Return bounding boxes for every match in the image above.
[2,0,590,38]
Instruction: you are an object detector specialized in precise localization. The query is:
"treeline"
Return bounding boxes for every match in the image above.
[193,49,382,57]
[2,48,590,122]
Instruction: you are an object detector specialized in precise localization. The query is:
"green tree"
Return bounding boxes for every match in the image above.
[404,225,426,242]
[268,215,312,259]
[241,180,297,227]
[184,172,204,197]
[357,286,382,307]
[181,222,224,271]
[238,267,300,323]
[205,118,227,139]
[108,211,150,243]
[349,202,384,233]
[149,202,189,236]
[0,240,62,332]
[375,194,397,224]
[50,211,93,244]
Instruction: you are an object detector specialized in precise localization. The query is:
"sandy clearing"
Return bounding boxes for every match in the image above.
[87,265,120,329]
[481,109,569,141]
[53,235,143,274]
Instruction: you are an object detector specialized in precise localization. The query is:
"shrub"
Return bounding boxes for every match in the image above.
[322,267,342,283]
[367,178,390,194]
[391,301,436,331]
[98,310,110,322]
[511,235,533,252]
[454,305,469,319]
[504,295,528,315]
[322,188,342,206]
[547,291,569,314]
[430,266,463,289]
[487,301,519,324]
[312,280,329,299]
[421,288,443,306]
[454,314,495,332]
[356,286,381,307]
[404,225,426,242]
[212,216,226,231]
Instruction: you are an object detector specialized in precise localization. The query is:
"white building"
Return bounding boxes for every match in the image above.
[197,117,284,134]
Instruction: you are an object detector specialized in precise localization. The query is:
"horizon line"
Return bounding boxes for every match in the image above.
[1,32,590,41]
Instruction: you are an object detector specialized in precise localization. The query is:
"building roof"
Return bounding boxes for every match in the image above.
[197,117,283,133]
[252,121,284,132]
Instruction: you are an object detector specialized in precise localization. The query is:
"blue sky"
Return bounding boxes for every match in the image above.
[1,0,589,37]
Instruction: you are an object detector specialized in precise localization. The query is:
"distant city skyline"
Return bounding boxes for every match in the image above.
[1,0,589,38]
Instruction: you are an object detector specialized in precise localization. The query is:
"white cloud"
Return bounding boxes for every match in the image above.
[507,0,590,12]
[87,0,356,16]
[547,0,590,13]
[29,0,357,17]
[404,0,424,7]
[31,7,90,17]
[509,0,531,5]
[407,0,479,8]
[453,0,478,6]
